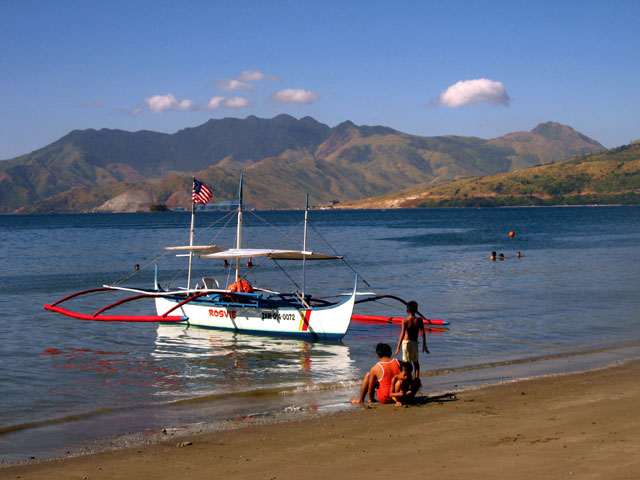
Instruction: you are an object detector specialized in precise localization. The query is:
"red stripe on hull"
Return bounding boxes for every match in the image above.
[301,310,312,331]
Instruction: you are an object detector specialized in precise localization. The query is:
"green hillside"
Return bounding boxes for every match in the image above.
[339,142,640,208]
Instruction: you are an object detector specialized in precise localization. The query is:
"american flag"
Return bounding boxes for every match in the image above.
[192,178,213,205]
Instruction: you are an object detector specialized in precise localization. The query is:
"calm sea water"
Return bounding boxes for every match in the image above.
[1,206,640,461]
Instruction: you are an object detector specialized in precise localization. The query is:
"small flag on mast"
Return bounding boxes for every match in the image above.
[192,178,213,205]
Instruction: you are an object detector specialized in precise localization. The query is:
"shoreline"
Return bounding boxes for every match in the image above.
[2,342,639,465]
[3,356,639,479]
[4,203,640,215]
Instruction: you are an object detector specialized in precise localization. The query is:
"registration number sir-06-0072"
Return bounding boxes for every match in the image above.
[261,311,297,321]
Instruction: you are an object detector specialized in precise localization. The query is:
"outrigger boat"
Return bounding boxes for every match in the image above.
[44,176,447,340]
[45,176,358,340]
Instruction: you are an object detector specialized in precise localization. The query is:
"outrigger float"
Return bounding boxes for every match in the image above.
[44,176,448,341]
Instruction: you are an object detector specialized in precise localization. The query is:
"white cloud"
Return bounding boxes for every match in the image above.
[238,69,280,82]
[131,94,249,114]
[429,78,511,108]
[225,96,250,108]
[270,88,319,104]
[178,99,194,110]
[207,96,226,110]
[145,94,195,113]
[218,70,280,90]
[219,79,254,91]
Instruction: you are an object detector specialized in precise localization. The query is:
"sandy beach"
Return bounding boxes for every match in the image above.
[3,360,639,480]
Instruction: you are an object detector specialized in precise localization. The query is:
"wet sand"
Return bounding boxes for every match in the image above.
[3,360,639,480]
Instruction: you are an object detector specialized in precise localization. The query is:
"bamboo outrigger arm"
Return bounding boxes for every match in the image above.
[353,294,449,326]
[43,287,188,322]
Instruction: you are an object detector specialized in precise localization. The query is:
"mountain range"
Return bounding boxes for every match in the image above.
[0,115,605,212]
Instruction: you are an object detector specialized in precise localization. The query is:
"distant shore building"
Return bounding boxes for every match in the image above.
[197,201,240,211]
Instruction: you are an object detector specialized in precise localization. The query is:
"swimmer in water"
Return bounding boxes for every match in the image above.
[491,251,497,260]
[499,253,505,260]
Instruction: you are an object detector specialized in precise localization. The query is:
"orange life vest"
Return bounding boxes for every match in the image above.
[228,279,253,293]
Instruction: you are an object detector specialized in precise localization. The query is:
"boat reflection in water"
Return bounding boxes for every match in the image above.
[152,325,359,403]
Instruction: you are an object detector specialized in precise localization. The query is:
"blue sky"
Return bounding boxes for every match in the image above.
[1,0,638,160]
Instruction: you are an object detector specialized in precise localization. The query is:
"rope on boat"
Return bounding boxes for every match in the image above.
[240,211,304,281]
[164,210,240,289]
[308,222,372,288]
[112,210,239,289]
[246,210,303,247]
[235,211,370,295]
[196,209,238,242]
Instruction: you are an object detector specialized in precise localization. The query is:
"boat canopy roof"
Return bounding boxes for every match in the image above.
[200,248,342,260]
[165,245,225,253]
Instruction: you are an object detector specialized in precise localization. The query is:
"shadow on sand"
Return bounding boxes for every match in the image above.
[412,392,458,405]
[359,392,458,408]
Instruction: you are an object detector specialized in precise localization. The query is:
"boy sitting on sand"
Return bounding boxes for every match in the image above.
[390,362,421,406]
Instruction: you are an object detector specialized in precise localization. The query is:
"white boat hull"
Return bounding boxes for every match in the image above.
[154,286,355,341]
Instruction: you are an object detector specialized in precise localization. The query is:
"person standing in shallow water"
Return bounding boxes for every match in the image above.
[395,300,429,378]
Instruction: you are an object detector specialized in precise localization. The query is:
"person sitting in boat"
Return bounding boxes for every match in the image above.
[350,343,401,404]
[227,278,254,293]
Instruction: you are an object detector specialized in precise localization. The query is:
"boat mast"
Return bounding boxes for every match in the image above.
[302,193,309,298]
[235,173,244,282]
[187,192,196,291]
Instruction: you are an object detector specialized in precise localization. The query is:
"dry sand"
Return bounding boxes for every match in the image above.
[2,360,639,480]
